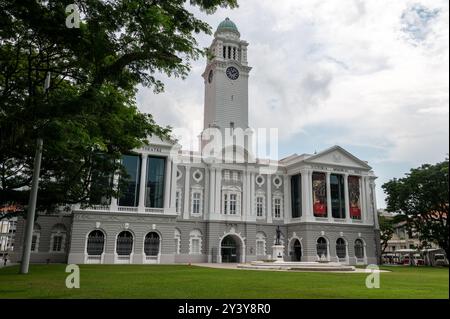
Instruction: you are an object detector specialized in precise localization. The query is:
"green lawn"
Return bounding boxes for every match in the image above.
[0,264,448,299]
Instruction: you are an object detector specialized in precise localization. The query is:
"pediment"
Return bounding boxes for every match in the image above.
[304,146,371,170]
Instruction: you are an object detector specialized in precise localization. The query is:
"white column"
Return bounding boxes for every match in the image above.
[371,180,379,229]
[300,170,309,221]
[183,166,190,219]
[215,168,222,215]
[250,172,255,220]
[266,174,272,223]
[283,175,290,223]
[242,170,247,221]
[164,157,172,210]
[360,176,366,223]
[170,158,177,212]
[209,167,215,217]
[204,168,210,219]
[326,172,332,223]
[344,173,351,223]
[246,172,251,218]
[365,176,372,224]
[138,154,148,211]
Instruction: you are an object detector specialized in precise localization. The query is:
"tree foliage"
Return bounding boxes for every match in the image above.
[379,215,395,255]
[0,0,238,217]
[382,159,449,258]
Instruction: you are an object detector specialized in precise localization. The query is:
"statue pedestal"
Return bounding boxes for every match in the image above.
[271,245,285,262]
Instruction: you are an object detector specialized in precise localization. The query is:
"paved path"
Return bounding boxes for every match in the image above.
[191,263,389,273]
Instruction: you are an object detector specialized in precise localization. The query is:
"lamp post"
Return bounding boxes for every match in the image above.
[19,72,49,274]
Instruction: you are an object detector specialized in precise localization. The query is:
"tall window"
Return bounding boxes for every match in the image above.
[189,230,202,254]
[31,234,39,252]
[118,154,141,207]
[290,174,302,218]
[312,172,327,217]
[229,194,237,214]
[330,174,346,218]
[336,238,346,258]
[256,232,266,256]
[223,46,226,58]
[50,224,66,253]
[144,232,160,256]
[86,230,104,256]
[273,197,282,218]
[348,176,361,219]
[192,191,202,215]
[316,237,328,258]
[116,231,133,256]
[145,156,165,208]
[52,236,63,252]
[355,239,364,258]
[256,196,264,217]
[174,229,181,254]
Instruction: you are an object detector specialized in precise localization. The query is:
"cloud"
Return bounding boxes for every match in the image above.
[136,0,449,208]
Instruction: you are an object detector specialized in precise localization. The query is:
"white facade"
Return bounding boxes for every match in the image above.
[12,18,380,266]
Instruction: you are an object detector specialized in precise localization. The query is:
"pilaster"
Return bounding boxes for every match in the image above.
[183,166,191,219]
[138,154,148,211]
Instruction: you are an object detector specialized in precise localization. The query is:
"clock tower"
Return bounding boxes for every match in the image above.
[202,18,252,135]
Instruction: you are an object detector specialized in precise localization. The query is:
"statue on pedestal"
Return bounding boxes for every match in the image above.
[275,226,281,245]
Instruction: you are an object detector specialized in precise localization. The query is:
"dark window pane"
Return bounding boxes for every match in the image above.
[290,174,302,218]
[330,174,346,218]
[355,239,364,258]
[336,238,346,258]
[316,237,327,257]
[87,230,105,255]
[144,232,160,256]
[145,156,166,208]
[116,231,133,255]
[118,155,141,207]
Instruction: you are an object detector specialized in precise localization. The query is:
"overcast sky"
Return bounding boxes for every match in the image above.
[136,0,449,209]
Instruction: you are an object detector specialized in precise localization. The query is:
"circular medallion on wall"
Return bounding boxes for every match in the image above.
[273,175,282,188]
[255,174,265,187]
[176,168,183,180]
[192,169,203,183]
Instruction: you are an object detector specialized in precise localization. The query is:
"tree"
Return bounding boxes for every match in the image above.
[0,0,238,218]
[379,215,395,255]
[382,159,449,259]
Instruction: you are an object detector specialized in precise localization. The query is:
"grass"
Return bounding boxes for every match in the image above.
[0,264,448,299]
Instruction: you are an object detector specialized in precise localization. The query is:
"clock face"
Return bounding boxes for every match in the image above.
[226,66,239,80]
[208,70,213,83]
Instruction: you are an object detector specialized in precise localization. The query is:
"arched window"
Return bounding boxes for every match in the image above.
[316,237,328,258]
[144,232,160,256]
[50,224,67,253]
[355,239,365,259]
[255,232,266,256]
[174,228,181,254]
[336,238,347,258]
[189,229,202,255]
[116,231,133,256]
[86,230,105,256]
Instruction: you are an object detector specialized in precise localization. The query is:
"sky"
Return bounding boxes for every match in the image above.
[136,0,449,209]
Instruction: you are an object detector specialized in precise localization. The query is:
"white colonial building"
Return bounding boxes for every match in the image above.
[12,18,381,265]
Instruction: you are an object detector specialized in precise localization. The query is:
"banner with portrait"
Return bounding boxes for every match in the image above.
[312,172,327,216]
[348,175,361,219]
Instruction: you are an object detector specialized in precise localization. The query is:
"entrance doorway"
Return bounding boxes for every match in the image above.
[221,235,239,263]
[292,239,302,261]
